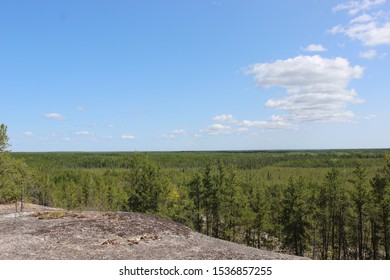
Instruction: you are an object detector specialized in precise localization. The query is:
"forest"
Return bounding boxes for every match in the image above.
[1,124,390,259]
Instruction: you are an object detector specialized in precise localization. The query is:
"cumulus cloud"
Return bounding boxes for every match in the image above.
[23,131,33,137]
[246,55,364,123]
[121,135,136,140]
[44,113,66,120]
[333,0,386,15]
[332,0,390,46]
[302,44,328,52]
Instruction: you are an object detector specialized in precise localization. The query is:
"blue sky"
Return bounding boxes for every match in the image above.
[1,0,390,152]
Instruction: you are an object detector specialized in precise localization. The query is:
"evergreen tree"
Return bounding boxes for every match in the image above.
[370,172,386,259]
[281,177,309,256]
[0,124,10,152]
[370,155,390,259]
[221,165,245,242]
[188,173,203,232]
[202,162,213,236]
[210,161,225,238]
[350,162,369,259]
[247,184,269,249]
[0,124,32,210]
[315,168,349,259]
[126,154,163,213]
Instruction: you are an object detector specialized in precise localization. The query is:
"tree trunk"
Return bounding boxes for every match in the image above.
[358,205,364,260]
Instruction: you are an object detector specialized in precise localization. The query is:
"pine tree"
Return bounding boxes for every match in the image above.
[210,161,225,238]
[370,155,390,259]
[370,172,386,259]
[281,177,309,256]
[350,162,369,259]
[0,124,32,211]
[247,184,269,249]
[188,173,203,232]
[126,154,163,213]
[202,162,213,236]
[0,124,10,152]
[221,165,245,242]
[314,168,349,259]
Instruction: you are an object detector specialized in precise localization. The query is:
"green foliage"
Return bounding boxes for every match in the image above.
[126,154,164,213]
[0,124,10,152]
[1,124,32,210]
[280,177,310,256]
[349,162,370,259]
[188,173,203,232]
[312,169,349,259]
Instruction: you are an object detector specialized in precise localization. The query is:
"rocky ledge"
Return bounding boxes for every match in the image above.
[0,204,306,260]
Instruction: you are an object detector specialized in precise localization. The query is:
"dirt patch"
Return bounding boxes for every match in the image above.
[0,203,307,260]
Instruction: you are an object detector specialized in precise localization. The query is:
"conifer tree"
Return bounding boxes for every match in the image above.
[126,154,163,213]
[0,124,10,152]
[188,173,203,232]
[281,177,309,256]
[221,165,244,242]
[350,162,369,259]
[202,162,213,236]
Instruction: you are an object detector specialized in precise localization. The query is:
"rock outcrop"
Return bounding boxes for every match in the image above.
[0,204,306,260]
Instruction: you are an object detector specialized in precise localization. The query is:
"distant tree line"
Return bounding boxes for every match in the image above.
[1,123,390,259]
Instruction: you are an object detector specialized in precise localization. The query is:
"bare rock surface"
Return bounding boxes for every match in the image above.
[0,203,306,260]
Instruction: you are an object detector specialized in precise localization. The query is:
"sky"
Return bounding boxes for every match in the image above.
[1,0,390,152]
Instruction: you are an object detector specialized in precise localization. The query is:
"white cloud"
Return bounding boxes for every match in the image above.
[77,106,86,112]
[332,1,390,46]
[161,129,188,139]
[44,113,66,120]
[121,135,136,140]
[247,55,363,88]
[359,49,378,57]
[350,13,374,23]
[212,114,237,123]
[333,0,386,15]
[246,55,364,123]
[200,124,233,135]
[23,131,33,137]
[302,44,328,52]
[199,114,295,136]
[241,115,296,130]
[333,21,390,46]
[74,131,92,136]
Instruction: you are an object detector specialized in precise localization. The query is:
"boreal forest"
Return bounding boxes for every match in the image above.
[1,124,390,259]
